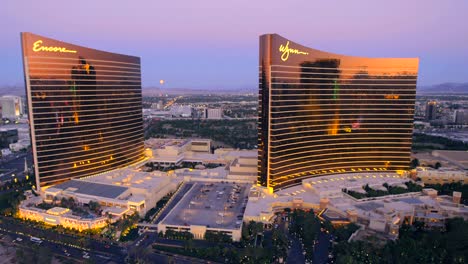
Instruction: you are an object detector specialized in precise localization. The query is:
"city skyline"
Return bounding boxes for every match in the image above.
[2,0,468,90]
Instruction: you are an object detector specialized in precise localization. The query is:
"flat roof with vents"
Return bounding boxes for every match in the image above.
[52,180,129,199]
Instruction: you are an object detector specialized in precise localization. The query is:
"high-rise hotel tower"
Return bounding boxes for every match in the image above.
[21,33,145,190]
[258,34,419,191]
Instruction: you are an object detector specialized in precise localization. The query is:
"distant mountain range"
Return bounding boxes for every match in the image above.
[143,83,468,95]
[0,85,24,96]
[0,86,257,96]
[142,87,256,95]
[2,82,468,96]
[417,83,468,94]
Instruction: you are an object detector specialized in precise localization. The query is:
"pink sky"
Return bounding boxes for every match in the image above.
[2,0,467,89]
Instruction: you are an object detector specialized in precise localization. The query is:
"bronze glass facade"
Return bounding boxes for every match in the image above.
[21,32,145,189]
[258,34,419,191]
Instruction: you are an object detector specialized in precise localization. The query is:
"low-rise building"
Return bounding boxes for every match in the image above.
[0,95,23,119]
[1,148,12,157]
[244,173,468,239]
[43,169,179,217]
[206,108,223,119]
[19,138,258,232]
[170,105,193,118]
[146,138,255,169]
[0,129,18,148]
[9,139,30,151]
[227,156,257,183]
[415,167,468,184]
[142,109,171,119]
[18,194,110,231]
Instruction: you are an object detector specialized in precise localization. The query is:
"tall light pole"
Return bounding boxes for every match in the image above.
[24,157,28,174]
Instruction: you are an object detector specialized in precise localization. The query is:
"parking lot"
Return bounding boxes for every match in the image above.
[161,182,250,229]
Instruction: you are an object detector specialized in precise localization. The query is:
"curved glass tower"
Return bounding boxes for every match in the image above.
[21,32,145,189]
[258,34,419,191]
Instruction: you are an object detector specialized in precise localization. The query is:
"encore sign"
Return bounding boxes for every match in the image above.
[32,40,77,53]
[279,41,309,61]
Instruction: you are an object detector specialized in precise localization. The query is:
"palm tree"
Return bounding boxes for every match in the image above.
[52,196,58,206]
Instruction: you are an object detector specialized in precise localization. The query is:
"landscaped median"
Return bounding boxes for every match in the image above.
[343,181,423,199]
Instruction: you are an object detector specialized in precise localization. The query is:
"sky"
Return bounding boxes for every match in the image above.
[1,0,468,91]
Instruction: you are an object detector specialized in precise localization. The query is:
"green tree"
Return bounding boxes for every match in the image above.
[410,158,420,169]
[88,200,101,213]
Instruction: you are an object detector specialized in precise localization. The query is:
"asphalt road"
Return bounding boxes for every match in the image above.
[0,217,212,263]
[313,231,332,264]
[279,218,305,264]
[0,219,126,264]
[0,228,123,263]
[129,231,221,263]
[276,214,332,264]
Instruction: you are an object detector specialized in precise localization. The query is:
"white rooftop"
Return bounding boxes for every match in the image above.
[82,168,176,192]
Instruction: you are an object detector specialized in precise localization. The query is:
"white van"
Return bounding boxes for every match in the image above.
[30,237,42,244]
